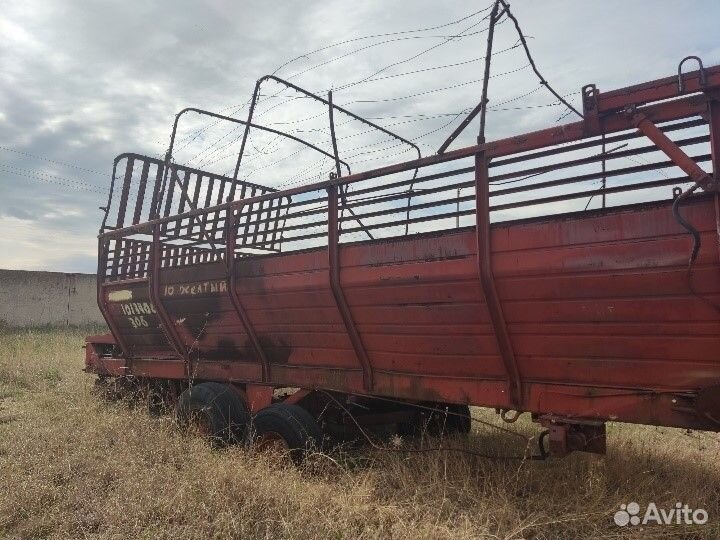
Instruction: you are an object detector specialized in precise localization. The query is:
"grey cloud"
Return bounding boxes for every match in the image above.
[1,0,719,271]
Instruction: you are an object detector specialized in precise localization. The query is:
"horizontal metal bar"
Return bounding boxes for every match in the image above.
[101,94,707,241]
[341,193,475,224]
[343,182,474,214]
[492,153,711,198]
[597,64,720,113]
[349,165,475,198]
[340,208,475,236]
[492,174,691,211]
[489,118,705,168]
[171,108,352,176]
[274,229,328,244]
[490,134,709,184]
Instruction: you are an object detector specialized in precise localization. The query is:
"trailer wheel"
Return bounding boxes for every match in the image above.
[176,382,249,444]
[425,404,472,436]
[445,404,472,435]
[251,403,322,463]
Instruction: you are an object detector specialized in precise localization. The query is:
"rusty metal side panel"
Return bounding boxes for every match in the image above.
[494,202,720,393]
[101,280,171,359]
[100,260,255,364]
[336,197,719,394]
[158,263,251,362]
[339,234,505,381]
[94,196,720,430]
[221,196,720,398]
[233,247,359,370]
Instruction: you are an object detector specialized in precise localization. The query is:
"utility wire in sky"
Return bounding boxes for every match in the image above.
[0,164,107,195]
[0,146,105,176]
[271,4,495,75]
[172,3,498,152]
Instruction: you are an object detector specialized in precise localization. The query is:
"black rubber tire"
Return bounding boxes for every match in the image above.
[176,382,249,444]
[424,403,472,437]
[445,404,472,435]
[251,403,323,463]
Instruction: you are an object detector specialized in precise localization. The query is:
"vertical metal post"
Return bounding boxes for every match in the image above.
[225,208,270,381]
[328,90,373,240]
[115,158,135,231]
[601,133,607,208]
[456,188,461,228]
[327,185,373,391]
[328,91,343,181]
[328,90,345,231]
[148,224,191,379]
[96,237,131,359]
[475,153,523,408]
[477,0,501,142]
[231,79,263,193]
[149,162,165,220]
[474,0,522,408]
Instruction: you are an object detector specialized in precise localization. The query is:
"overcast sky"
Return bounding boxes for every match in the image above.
[1,0,719,273]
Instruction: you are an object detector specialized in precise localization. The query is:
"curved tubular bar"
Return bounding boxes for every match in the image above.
[96,240,131,359]
[233,76,421,235]
[148,224,192,379]
[99,156,124,233]
[678,56,706,93]
[473,1,523,409]
[225,209,270,381]
[476,150,522,408]
[237,75,421,166]
[329,89,373,240]
[164,106,351,201]
[328,185,373,391]
[497,0,583,119]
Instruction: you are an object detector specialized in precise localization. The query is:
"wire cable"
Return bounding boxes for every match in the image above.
[497,0,583,119]
[271,4,495,76]
[319,390,540,461]
[0,146,105,176]
[174,4,498,151]
[0,164,107,194]
[334,14,497,92]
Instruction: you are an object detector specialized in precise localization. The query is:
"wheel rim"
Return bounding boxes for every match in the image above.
[188,410,214,437]
[256,431,290,453]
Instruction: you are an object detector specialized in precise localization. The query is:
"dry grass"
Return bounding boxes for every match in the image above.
[0,328,718,540]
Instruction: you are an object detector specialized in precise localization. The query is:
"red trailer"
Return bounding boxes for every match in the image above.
[86,58,720,458]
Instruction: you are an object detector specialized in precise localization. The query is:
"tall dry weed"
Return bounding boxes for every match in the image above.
[0,328,718,539]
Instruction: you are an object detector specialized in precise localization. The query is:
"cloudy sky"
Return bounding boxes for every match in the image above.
[1,0,719,273]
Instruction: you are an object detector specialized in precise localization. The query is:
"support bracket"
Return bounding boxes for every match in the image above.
[538,416,607,456]
[96,240,132,361]
[625,105,716,190]
[225,209,271,382]
[327,185,373,391]
[148,225,192,379]
[475,149,523,408]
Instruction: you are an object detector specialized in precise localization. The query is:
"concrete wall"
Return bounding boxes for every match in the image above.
[0,269,105,327]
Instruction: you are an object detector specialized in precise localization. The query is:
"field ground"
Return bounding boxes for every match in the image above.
[0,328,718,540]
